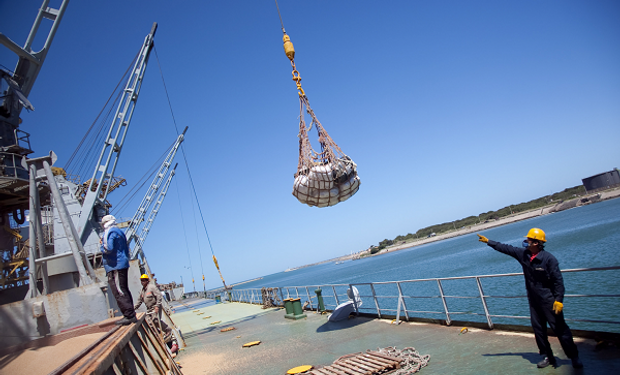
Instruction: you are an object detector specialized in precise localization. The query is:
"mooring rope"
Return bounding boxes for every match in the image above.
[261,287,282,309]
[375,346,431,374]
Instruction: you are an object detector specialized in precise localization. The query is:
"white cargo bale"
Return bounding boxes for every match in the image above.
[338,176,361,203]
[312,165,332,180]
[308,164,334,189]
[293,158,360,207]
[295,175,309,195]
[351,176,360,191]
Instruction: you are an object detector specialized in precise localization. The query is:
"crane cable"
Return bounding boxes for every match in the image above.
[154,46,229,294]
[174,176,196,291]
[275,0,305,98]
[64,52,139,178]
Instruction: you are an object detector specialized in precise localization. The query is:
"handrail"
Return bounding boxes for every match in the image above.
[217,266,620,332]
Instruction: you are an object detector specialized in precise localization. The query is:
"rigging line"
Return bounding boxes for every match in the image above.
[64,52,139,172]
[188,172,206,281]
[174,176,195,284]
[155,46,228,293]
[153,46,179,134]
[274,0,286,33]
[65,69,125,173]
[74,67,132,179]
[74,89,123,178]
[154,47,214,269]
[111,143,173,216]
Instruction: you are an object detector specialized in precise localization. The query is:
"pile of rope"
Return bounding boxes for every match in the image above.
[375,346,430,374]
[261,287,282,309]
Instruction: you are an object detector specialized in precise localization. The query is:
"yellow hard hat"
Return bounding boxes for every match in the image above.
[140,274,150,279]
[525,228,546,242]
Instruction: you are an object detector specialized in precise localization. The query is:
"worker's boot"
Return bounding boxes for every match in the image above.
[537,356,556,368]
[571,357,583,369]
[115,316,138,326]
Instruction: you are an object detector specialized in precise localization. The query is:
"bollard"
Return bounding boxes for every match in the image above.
[284,298,306,320]
[291,298,303,316]
[283,298,294,315]
[315,288,325,313]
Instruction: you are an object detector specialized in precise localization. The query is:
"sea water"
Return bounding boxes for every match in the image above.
[241,198,620,332]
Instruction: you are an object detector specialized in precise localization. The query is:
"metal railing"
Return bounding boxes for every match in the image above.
[220,266,620,332]
[0,151,29,179]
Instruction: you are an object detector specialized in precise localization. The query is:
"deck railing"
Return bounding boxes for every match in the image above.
[208,266,620,332]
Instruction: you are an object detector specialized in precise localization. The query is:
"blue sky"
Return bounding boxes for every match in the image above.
[2,1,618,290]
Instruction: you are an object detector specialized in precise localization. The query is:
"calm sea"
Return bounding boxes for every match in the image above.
[240,197,620,332]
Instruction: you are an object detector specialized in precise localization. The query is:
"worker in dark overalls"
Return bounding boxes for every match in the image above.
[477,228,583,369]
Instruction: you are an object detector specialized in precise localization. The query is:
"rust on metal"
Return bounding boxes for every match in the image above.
[50,313,182,375]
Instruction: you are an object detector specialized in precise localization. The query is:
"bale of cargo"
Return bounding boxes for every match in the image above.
[288,65,360,208]
[293,157,360,207]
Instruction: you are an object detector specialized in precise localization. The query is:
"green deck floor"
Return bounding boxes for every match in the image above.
[170,298,619,375]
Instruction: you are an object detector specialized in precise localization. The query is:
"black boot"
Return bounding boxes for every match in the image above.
[537,356,556,368]
[115,316,138,326]
[571,357,583,369]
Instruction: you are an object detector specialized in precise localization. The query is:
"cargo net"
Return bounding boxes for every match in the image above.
[293,95,360,208]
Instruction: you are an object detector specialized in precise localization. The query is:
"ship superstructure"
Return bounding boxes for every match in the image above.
[0,1,181,353]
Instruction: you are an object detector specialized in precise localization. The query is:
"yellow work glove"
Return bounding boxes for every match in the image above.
[553,301,563,314]
[477,234,488,243]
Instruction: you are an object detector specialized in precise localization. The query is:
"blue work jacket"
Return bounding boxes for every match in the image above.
[100,227,130,273]
[487,240,565,305]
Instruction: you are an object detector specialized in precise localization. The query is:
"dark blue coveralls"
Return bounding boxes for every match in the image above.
[487,240,579,360]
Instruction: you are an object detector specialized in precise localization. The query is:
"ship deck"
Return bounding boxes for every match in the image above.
[171,298,620,375]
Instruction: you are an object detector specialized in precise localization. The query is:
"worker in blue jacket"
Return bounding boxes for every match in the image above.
[477,228,582,369]
[100,214,137,325]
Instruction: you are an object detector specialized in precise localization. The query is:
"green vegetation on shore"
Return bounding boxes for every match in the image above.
[369,185,587,254]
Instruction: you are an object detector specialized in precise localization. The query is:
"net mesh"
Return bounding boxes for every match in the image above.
[292,94,360,207]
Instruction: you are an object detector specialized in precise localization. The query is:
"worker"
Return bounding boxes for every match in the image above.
[477,228,583,369]
[100,214,136,325]
[134,274,173,343]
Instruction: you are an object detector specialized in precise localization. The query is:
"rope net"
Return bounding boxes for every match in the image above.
[283,33,361,208]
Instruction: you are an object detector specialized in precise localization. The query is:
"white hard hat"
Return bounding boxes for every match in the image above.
[101,214,116,224]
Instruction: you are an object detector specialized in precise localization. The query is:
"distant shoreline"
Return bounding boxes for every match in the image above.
[289,188,620,270]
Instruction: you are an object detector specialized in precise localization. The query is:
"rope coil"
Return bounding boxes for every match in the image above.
[375,346,431,374]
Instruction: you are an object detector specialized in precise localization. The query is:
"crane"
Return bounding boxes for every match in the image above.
[125,127,186,244]
[76,23,157,243]
[131,162,179,275]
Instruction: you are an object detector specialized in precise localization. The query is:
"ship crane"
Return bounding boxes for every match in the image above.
[123,127,187,273]
[131,162,179,275]
[12,22,161,297]
[76,22,157,243]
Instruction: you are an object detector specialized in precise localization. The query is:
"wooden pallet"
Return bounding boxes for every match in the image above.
[307,351,402,375]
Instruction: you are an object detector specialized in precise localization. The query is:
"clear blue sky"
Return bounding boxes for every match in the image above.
[2,1,618,291]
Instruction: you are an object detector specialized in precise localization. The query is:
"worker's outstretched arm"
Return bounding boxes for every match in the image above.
[478,234,522,259]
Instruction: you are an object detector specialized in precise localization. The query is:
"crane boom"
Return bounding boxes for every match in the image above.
[76,23,157,242]
[125,127,187,245]
[131,162,178,260]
